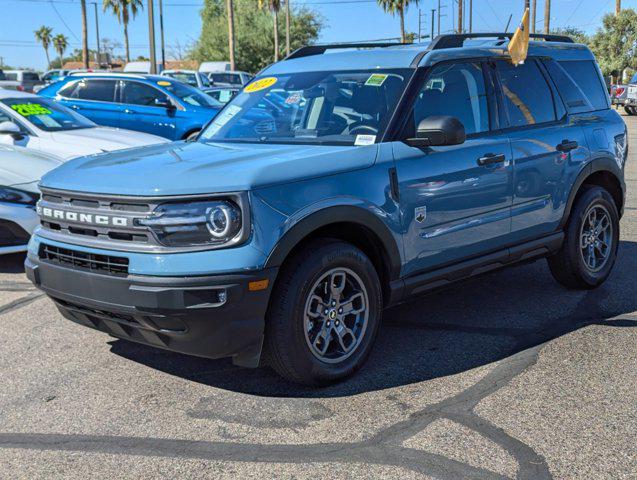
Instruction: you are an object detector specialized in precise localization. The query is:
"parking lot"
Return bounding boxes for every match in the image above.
[0,113,634,479]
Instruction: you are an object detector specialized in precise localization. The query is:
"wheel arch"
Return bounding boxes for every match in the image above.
[264,205,402,305]
[560,158,625,228]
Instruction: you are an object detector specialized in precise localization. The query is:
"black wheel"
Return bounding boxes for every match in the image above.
[625,106,636,116]
[265,239,382,386]
[548,186,619,289]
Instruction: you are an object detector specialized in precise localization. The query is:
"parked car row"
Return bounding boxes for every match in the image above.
[611,73,637,115]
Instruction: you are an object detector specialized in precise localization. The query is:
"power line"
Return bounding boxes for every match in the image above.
[48,0,81,41]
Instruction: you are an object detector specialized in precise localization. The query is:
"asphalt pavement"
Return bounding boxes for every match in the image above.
[0,113,635,479]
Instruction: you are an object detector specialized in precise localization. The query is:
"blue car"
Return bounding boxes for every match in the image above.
[27,33,627,385]
[37,73,223,140]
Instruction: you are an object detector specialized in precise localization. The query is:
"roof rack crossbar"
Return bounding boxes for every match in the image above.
[428,32,574,50]
[285,42,410,60]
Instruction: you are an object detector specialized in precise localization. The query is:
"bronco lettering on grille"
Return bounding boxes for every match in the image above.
[37,206,129,227]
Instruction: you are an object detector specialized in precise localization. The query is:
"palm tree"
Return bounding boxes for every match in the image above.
[81,0,89,68]
[258,0,282,62]
[34,26,53,69]
[227,0,236,71]
[377,0,418,43]
[53,34,69,69]
[103,0,143,63]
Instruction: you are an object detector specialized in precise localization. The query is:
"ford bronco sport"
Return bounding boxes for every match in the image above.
[26,33,628,385]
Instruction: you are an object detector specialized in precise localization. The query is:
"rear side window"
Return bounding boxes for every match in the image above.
[495,60,556,127]
[120,81,168,106]
[542,59,594,113]
[59,79,117,102]
[5,73,17,81]
[558,60,609,111]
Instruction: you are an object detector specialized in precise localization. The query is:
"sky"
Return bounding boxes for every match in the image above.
[1,0,635,71]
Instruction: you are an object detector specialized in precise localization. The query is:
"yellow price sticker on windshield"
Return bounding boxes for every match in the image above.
[157,80,172,86]
[244,77,277,93]
[11,103,52,117]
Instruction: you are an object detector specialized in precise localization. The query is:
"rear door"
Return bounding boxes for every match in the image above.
[392,61,514,276]
[56,78,121,127]
[492,59,590,242]
[118,80,177,139]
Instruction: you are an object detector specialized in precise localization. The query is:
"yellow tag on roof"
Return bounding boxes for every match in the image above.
[508,8,530,66]
[244,77,277,93]
[157,80,171,86]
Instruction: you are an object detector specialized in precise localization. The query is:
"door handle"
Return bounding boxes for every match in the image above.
[123,108,137,114]
[556,139,578,152]
[69,105,80,110]
[477,153,506,166]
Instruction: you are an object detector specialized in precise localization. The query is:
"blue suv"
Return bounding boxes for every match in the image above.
[26,34,628,385]
[38,73,222,140]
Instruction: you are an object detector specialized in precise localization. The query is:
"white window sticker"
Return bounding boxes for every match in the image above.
[354,134,376,146]
[203,105,241,138]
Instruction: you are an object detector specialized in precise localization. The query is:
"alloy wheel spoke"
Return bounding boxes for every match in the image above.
[340,291,365,315]
[334,324,356,353]
[313,328,332,356]
[329,271,347,298]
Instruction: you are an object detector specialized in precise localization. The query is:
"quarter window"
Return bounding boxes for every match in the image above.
[120,81,168,106]
[410,62,489,136]
[558,60,609,111]
[495,60,556,127]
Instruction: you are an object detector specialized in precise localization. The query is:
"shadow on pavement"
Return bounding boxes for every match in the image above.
[103,240,637,397]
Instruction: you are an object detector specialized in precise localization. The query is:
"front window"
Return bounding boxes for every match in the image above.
[163,71,199,87]
[158,80,222,108]
[200,69,413,146]
[1,97,96,132]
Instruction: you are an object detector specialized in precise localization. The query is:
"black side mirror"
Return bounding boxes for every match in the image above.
[405,115,466,148]
[154,98,175,110]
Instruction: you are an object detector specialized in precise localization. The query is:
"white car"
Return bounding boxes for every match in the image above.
[161,69,213,90]
[0,90,169,160]
[0,145,62,254]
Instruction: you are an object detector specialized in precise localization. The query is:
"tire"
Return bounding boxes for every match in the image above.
[185,130,200,141]
[548,185,619,289]
[625,106,636,116]
[265,239,382,386]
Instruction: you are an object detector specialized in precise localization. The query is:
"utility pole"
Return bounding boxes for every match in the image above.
[159,0,166,71]
[616,0,621,15]
[285,0,291,56]
[147,0,157,74]
[226,0,236,70]
[457,0,463,34]
[80,0,89,68]
[437,0,441,36]
[468,0,472,33]
[531,0,537,33]
[544,0,550,34]
[92,2,100,66]
[431,8,435,40]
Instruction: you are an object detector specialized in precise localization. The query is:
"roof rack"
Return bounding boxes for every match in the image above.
[285,42,410,60]
[428,32,574,50]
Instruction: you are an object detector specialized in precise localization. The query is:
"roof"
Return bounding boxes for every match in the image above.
[264,34,595,75]
[62,72,168,82]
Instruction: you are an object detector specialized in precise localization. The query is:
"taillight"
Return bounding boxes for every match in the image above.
[615,87,625,96]
[16,85,24,91]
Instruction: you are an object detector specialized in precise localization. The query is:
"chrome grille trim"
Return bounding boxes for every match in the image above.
[36,187,251,253]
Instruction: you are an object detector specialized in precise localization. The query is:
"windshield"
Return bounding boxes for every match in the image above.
[209,73,242,85]
[164,72,198,87]
[161,80,222,108]
[200,69,412,146]
[2,97,96,131]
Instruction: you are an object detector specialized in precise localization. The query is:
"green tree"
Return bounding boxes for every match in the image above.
[589,9,637,80]
[103,0,144,63]
[53,34,69,69]
[34,26,54,69]
[193,0,322,73]
[377,0,418,43]
[550,26,589,45]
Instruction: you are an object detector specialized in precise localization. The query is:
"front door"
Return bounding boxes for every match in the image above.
[392,61,513,277]
[118,80,177,139]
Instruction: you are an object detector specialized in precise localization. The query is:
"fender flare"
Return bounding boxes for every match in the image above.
[560,156,625,228]
[264,205,402,280]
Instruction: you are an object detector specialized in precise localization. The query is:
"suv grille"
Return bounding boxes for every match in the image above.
[39,243,129,277]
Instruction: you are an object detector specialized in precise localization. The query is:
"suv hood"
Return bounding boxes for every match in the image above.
[0,145,62,187]
[40,140,378,196]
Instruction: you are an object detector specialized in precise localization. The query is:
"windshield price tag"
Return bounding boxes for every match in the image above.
[203,105,242,138]
[354,134,376,146]
[11,103,52,117]
[365,74,388,87]
[244,77,277,93]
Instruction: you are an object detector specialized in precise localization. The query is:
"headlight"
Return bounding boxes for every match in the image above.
[0,186,39,206]
[136,199,244,247]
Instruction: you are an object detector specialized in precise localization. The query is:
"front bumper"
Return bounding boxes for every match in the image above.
[25,253,277,367]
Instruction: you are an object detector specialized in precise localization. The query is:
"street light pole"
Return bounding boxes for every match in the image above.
[431,8,435,40]
[159,0,166,71]
[92,2,100,66]
[147,0,157,73]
